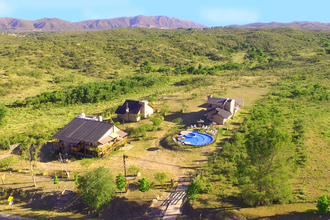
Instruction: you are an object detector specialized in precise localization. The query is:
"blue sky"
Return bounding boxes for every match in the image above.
[0,0,330,26]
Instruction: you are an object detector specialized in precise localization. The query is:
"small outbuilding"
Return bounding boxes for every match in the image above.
[115,100,154,122]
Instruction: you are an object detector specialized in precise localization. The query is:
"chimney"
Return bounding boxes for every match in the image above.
[139,100,148,118]
[79,113,86,118]
[207,95,212,100]
[126,101,129,113]
[98,115,102,122]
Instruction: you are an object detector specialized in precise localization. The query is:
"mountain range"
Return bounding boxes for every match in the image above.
[0,15,208,32]
[1,15,330,32]
[227,21,330,31]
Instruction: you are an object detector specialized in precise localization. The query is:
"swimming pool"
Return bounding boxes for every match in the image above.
[179,130,214,146]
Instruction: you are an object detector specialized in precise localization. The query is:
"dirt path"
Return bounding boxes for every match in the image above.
[162,177,190,220]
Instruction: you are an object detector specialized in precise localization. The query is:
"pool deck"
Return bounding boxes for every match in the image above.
[180,130,191,135]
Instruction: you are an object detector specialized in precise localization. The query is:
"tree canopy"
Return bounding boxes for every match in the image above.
[78,166,116,212]
[236,127,294,206]
[116,173,127,194]
[138,177,151,193]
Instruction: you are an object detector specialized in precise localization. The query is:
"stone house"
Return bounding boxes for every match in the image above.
[205,95,244,125]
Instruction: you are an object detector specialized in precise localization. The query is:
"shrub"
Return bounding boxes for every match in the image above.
[173,117,183,125]
[138,178,151,192]
[317,195,329,214]
[54,175,59,185]
[128,165,140,176]
[154,172,168,188]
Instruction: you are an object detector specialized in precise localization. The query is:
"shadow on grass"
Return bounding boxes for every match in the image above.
[102,196,152,220]
[163,110,206,125]
[147,147,160,151]
[180,200,248,220]
[217,196,249,209]
[248,210,330,220]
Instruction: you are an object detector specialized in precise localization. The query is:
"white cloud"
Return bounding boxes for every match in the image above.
[200,7,259,24]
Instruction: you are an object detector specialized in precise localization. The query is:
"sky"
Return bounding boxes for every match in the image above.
[0,0,330,27]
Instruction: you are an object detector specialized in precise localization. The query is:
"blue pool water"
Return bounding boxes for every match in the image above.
[180,130,214,146]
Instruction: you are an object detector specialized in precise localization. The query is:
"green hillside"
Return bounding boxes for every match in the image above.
[0,27,329,219]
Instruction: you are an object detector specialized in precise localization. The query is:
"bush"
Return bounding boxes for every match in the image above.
[173,117,183,125]
[154,172,168,188]
[317,195,329,214]
[0,156,15,169]
[150,116,164,128]
[128,165,140,176]
[54,175,59,185]
[138,178,151,192]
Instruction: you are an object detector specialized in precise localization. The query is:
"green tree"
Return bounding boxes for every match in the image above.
[317,195,329,214]
[54,174,59,185]
[185,178,202,202]
[21,137,46,187]
[78,166,116,212]
[138,177,151,192]
[74,172,79,186]
[150,116,163,129]
[116,173,127,194]
[236,127,294,206]
[154,172,168,188]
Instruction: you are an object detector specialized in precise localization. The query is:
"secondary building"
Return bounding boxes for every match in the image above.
[205,95,244,125]
[52,113,127,158]
[115,100,154,122]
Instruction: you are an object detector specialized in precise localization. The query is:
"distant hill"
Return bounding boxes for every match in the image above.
[227,21,330,31]
[0,15,209,32]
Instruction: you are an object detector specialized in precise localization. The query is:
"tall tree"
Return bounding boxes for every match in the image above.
[185,178,203,203]
[236,127,294,206]
[78,166,116,212]
[21,137,46,187]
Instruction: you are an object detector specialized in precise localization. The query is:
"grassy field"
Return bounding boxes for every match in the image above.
[0,76,273,219]
[0,27,330,219]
